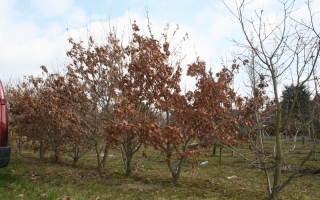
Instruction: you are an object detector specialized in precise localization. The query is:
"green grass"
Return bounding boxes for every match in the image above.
[0,142,319,200]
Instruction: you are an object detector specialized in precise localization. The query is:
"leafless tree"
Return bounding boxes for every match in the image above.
[223,0,320,199]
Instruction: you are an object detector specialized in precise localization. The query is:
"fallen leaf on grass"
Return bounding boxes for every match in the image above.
[40,193,48,198]
[17,194,24,197]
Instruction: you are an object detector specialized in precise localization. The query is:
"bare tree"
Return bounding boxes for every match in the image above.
[223,0,320,199]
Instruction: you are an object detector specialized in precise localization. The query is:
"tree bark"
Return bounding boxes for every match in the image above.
[95,144,109,173]
[219,146,223,165]
[213,143,217,156]
[270,90,283,200]
[126,155,132,176]
[39,141,46,159]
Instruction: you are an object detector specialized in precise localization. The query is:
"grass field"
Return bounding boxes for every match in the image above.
[0,142,319,200]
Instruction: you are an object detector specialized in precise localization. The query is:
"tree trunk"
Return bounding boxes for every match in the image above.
[270,103,283,200]
[39,141,44,159]
[126,155,132,176]
[219,146,223,165]
[39,141,47,159]
[53,152,59,162]
[73,157,79,167]
[311,123,317,161]
[18,137,24,154]
[53,145,61,163]
[213,143,217,156]
[231,147,234,157]
[39,149,44,159]
[18,141,23,154]
[172,171,180,186]
[95,144,109,173]
[124,140,133,176]
[73,143,79,167]
[165,142,184,186]
[167,159,183,186]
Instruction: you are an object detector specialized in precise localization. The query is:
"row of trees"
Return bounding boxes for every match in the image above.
[5,0,320,199]
[8,21,246,186]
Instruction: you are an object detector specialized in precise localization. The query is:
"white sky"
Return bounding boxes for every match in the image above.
[1,0,319,95]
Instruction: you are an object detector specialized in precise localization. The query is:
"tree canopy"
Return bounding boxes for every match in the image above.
[281,84,312,123]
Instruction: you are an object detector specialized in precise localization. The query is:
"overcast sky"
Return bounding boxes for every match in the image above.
[1,0,319,94]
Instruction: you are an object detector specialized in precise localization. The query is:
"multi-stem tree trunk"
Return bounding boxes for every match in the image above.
[166,143,185,186]
[124,140,133,176]
[164,110,185,186]
[95,144,109,173]
[121,136,142,176]
[169,162,183,186]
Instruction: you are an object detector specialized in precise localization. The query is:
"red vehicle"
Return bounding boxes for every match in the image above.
[0,80,10,168]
